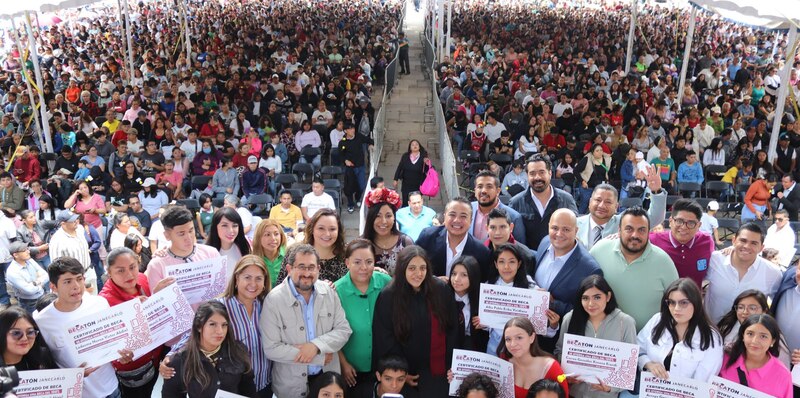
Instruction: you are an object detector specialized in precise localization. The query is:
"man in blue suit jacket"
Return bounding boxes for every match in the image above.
[534,208,602,351]
[469,171,526,244]
[416,198,492,281]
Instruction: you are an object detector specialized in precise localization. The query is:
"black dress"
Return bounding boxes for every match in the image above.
[372,278,458,397]
[394,152,426,204]
[161,342,257,398]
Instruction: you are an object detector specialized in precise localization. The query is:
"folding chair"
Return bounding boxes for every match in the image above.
[704,181,729,200]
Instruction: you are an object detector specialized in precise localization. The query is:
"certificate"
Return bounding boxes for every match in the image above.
[478,283,550,334]
[560,333,639,390]
[793,364,800,387]
[65,299,152,367]
[16,368,84,398]
[133,285,195,360]
[165,257,228,304]
[448,349,514,397]
[640,372,712,398]
[710,376,773,398]
[215,390,248,398]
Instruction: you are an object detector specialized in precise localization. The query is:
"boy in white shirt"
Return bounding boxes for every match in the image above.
[35,257,134,398]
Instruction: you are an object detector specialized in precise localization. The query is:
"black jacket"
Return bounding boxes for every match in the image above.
[161,342,257,398]
[415,226,492,281]
[509,186,578,249]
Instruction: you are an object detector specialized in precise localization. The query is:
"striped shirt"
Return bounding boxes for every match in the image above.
[221,296,271,390]
[48,226,91,271]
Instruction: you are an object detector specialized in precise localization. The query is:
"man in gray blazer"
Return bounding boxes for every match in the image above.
[469,170,526,244]
[576,164,667,249]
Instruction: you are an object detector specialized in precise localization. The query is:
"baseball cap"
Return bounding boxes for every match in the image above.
[57,211,79,223]
[707,200,720,211]
[142,178,157,187]
[9,241,28,255]
[247,155,258,164]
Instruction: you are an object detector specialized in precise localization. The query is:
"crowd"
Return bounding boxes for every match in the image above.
[0,0,798,397]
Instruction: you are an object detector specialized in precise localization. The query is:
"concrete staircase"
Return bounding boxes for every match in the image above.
[376,5,446,214]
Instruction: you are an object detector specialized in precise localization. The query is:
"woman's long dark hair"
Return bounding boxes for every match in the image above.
[206,207,251,257]
[567,275,619,336]
[717,289,768,341]
[724,314,785,369]
[709,137,723,157]
[651,278,718,351]
[390,245,452,342]
[37,195,57,220]
[0,306,56,369]
[183,301,252,390]
[362,202,399,242]
[488,244,531,288]
[449,255,482,314]
[308,371,350,398]
[407,139,428,158]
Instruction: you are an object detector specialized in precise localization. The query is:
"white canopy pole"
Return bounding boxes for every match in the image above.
[122,0,135,81]
[624,0,637,76]
[183,0,191,63]
[677,7,697,109]
[768,26,798,162]
[9,17,44,148]
[22,12,53,153]
[437,0,444,61]
[445,0,452,61]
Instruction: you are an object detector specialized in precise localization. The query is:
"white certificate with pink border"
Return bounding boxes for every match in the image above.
[133,285,195,360]
[478,283,550,334]
[710,376,773,398]
[165,257,228,304]
[16,368,84,398]
[640,372,712,398]
[64,299,152,368]
[448,349,514,397]
[561,333,639,390]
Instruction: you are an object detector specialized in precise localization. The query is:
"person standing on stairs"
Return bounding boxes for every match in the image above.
[398,32,411,75]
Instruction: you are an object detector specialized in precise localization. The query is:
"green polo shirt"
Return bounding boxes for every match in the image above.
[334,271,391,372]
[262,246,286,288]
[589,239,678,331]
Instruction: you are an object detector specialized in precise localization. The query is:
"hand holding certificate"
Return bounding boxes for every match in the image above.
[560,334,639,390]
[16,368,84,398]
[639,372,711,398]
[165,257,228,304]
[64,299,152,368]
[133,285,195,359]
[478,283,550,334]
[449,349,514,397]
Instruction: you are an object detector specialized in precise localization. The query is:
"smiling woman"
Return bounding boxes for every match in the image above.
[0,306,56,371]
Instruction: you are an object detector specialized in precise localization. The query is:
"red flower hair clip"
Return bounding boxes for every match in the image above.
[366,188,402,210]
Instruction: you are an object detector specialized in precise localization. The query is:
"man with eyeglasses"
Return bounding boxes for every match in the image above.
[6,241,47,313]
[261,244,352,397]
[590,206,678,330]
[764,209,796,268]
[650,199,715,287]
[704,222,783,323]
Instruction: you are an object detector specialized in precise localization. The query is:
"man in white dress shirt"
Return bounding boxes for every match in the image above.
[763,209,796,268]
[704,222,783,323]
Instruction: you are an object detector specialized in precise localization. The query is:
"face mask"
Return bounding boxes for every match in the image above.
[203,148,211,154]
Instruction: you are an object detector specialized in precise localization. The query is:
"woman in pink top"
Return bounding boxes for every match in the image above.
[63,180,107,231]
[156,160,184,199]
[718,314,792,398]
[240,127,262,157]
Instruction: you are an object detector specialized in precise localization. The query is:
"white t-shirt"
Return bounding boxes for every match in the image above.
[148,219,170,250]
[35,294,119,398]
[237,207,254,240]
[699,213,718,236]
[483,122,507,142]
[301,192,336,219]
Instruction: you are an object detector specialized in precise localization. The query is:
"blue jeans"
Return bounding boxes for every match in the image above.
[578,186,594,214]
[0,262,10,305]
[347,166,367,207]
[299,154,321,169]
[105,388,121,398]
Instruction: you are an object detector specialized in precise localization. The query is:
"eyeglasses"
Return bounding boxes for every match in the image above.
[292,265,318,272]
[8,328,38,341]
[775,218,786,222]
[736,304,762,313]
[671,218,698,229]
[665,299,692,309]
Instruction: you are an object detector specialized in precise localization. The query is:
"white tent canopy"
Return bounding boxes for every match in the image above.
[688,0,800,30]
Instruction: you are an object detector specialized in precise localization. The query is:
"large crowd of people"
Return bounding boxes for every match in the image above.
[0,0,798,397]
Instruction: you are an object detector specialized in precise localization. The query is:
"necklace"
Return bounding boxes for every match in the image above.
[200,345,222,362]
[374,235,398,251]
